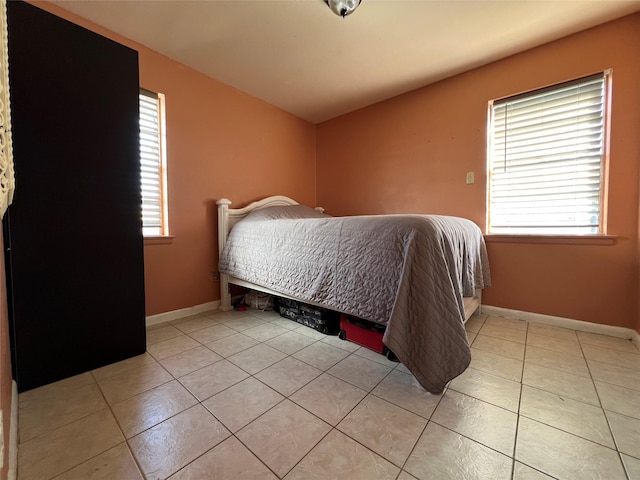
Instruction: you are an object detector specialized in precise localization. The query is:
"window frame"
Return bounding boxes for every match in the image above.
[139,88,170,240]
[486,71,612,237]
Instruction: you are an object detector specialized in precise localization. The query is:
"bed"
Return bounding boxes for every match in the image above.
[216,195,490,393]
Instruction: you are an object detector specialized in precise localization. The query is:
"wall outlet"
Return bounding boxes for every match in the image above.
[211,271,220,281]
[466,171,475,184]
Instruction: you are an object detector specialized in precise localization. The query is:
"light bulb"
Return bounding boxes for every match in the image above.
[325,0,362,18]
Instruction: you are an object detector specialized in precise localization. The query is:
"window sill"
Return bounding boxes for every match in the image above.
[144,235,175,246]
[484,234,617,246]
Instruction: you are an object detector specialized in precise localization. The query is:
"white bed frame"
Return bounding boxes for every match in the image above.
[216,195,481,320]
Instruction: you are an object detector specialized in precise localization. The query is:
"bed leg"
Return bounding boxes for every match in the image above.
[219,273,233,311]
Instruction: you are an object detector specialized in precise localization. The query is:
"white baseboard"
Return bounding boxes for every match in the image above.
[483,305,639,343]
[146,300,221,327]
[8,380,17,480]
[145,300,640,348]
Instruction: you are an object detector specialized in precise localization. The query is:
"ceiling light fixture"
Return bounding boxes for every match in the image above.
[325,0,362,18]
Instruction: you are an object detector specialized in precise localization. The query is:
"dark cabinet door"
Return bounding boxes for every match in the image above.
[4,1,146,392]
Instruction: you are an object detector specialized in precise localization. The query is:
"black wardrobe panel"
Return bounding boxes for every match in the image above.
[5,1,146,392]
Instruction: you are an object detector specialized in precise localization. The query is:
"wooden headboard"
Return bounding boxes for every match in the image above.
[216,196,300,258]
[216,196,324,311]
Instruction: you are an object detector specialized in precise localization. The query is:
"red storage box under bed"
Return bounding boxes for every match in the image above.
[339,314,398,361]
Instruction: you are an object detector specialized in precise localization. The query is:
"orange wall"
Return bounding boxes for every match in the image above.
[25,3,640,330]
[33,2,317,315]
[317,14,640,330]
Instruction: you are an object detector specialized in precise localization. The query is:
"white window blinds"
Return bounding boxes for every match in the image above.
[139,90,167,236]
[488,72,608,234]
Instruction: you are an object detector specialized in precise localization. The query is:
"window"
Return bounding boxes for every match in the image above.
[139,89,169,236]
[487,72,610,235]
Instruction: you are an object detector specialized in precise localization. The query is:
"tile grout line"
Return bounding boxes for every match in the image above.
[54,371,146,480]
[579,333,632,480]
[149,319,339,478]
[477,315,568,479]
[510,318,527,480]
[460,316,633,480]
[396,384,449,477]
[217,343,336,478]
[93,364,176,480]
[497,315,605,480]
[124,312,283,478]
[18,312,417,478]
[22,310,639,480]
[516,319,630,479]
[185,321,406,478]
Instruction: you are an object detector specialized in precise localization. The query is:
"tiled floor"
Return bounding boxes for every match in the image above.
[17,308,640,479]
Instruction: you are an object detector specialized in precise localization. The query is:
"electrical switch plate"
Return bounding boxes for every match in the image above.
[466,172,475,184]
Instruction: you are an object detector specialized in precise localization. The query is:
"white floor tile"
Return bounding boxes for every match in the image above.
[527,323,577,341]
[520,385,614,448]
[17,319,637,480]
[327,354,393,391]
[431,389,517,456]
[128,404,230,479]
[484,316,527,331]
[405,422,512,480]
[622,454,640,480]
[516,417,626,480]
[371,369,443,419]
[472,334,525,360]
[448,367,521,412]
[236,400,331,478]
[289,373,367,426]
[337,394,427,466]
[577,331,639,354]
[202,377,284,432]
[522,363,599,406]
[524,345,590,377]
[595,381,640,419]
[168,436,277,479]
[526,332,583,357]
[254,356,322,396]
[582,344,640,370]
[284,429,399,480]
[512,462,555,479]
[605,410,640,458]
[588,359,640,391]
[469,347,523,382]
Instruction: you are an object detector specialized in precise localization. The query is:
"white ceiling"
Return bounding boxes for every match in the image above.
[53,0,640,123]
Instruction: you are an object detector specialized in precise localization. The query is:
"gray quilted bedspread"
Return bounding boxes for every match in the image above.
[218,206,491,393]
